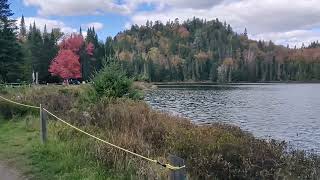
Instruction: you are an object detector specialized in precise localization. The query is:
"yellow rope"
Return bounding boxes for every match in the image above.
[43,108,185,170]
[0,95,185,170]
[0,95,40,109]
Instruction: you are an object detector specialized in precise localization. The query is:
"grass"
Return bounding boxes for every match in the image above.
[0,115,126,180]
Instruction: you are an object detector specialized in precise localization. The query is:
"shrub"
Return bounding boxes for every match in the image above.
[0,101,30,119]
[92,62,142,100]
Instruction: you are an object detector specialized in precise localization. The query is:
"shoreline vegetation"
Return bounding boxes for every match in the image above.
[1,82,320,179]
[135,81,320,90]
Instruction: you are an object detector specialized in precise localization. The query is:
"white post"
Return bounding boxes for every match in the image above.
[32,71,35,84]
[36,72,39,85]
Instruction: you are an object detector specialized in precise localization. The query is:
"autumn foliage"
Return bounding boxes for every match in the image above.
[49,50,81,79]
[49,34,94,80]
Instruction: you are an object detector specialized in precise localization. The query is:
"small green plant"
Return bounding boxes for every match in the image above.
[133,74,150,82]
[92,62,142,100]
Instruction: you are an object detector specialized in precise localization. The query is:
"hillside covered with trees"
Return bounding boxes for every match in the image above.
[112,18,320,82]
[1,0,320,83]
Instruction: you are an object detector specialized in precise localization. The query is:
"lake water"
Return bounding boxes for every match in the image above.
[145,83,320,152]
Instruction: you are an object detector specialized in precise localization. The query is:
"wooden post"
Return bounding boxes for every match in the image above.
[168,154,187,180]
[40,104,47,144]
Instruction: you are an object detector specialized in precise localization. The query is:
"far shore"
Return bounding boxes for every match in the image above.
[152,80,320,85]
[133,80,320,90]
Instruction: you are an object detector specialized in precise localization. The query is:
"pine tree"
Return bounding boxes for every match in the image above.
[79,26,82,36]
[26,22,44,81]
[40,24,57,82]
[82,26,104,80]
[244,28,248,38]
[19,15,27,40]
[0,0,24,82]
[43,24,48,36]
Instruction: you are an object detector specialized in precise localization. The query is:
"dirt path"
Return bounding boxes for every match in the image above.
[0,161,24,180]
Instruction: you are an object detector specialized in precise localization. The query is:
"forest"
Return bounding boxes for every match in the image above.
[1,2,320,83]
[113,18,320,82]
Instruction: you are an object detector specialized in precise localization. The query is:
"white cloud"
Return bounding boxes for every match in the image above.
[23,0,131,16]
[250,30,320,48]
[131,0,320,33]
[84,22,104,31]
[17,17,77,34]
[124,22,132,30]
[124,0,225,10]
[128,0,320,46]
[22,0,320,46]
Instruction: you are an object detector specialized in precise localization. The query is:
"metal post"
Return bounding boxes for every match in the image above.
[168,154,187,180]
[40,104,47,144]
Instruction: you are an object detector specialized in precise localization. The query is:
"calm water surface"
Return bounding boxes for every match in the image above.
[145,84,320,152]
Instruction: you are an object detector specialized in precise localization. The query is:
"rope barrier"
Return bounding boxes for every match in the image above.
[43,108,185,170]
[0,95,40,109]
[0,95,185,171]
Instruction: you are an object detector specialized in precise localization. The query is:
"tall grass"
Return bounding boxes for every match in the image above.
[0,115,122,180]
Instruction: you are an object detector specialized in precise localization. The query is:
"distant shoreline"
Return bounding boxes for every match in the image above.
[150,81,320,89]
[152,81,320,85]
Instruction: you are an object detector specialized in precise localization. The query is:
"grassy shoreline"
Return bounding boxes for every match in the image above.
[0,85,320,179]
[0,116,125,179]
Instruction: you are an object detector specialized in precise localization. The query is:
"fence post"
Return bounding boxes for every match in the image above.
[40,104,47,144]
[168,154,187,180]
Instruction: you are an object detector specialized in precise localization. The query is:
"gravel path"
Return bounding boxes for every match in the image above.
[0,161,23,180]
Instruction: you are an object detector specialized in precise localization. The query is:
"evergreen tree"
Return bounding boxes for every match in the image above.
[244,28,248,38]
[82,26,104,80]
[27,22,43,81]
[0,0,24,82]
[41,24,57,82]
[19,15,26,40]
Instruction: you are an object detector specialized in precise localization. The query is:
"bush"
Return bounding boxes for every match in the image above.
[0,101,31,119]
[92,62,142,100]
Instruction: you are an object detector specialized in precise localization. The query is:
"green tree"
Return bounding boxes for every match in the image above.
[26,22,43,81]
[0,0,24,82]
[19,15,26,40]
[41,25,58,82]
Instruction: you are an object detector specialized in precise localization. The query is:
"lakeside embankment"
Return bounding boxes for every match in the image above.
[0,85,319,179]
[138,81,320,90]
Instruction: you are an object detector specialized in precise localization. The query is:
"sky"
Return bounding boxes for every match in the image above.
[9,0,320,47]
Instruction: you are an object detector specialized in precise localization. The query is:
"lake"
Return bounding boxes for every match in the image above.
[145,83,320,152]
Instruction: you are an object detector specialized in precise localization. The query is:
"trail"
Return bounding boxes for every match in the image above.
[0,161,24,180]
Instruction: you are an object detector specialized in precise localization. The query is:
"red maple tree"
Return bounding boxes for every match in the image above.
[49,50,81,79]
[49,34,94,81]
[59,34,84,53]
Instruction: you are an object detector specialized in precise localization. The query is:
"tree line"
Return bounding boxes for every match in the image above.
[0,0,105,83]
[17,16,105,83]
[112,18,320,82]
[1,0,320,83]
